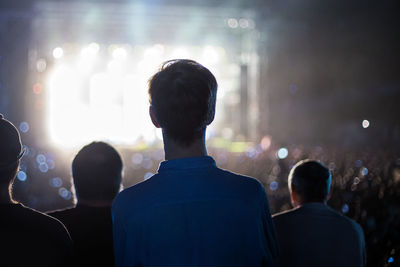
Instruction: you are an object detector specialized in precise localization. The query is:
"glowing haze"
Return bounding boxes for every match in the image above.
[47,43,231,147]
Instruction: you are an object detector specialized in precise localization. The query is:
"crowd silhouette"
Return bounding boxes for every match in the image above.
[2,59,397,267]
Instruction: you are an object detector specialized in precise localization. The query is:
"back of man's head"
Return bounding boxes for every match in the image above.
[72,141,122,203]
[0,114,24,186]
[288,159,332,204]
[148,59,218,146]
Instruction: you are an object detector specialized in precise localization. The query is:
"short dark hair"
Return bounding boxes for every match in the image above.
[72,142,122,202]
[148,59,218,145]
[289,159,332,203]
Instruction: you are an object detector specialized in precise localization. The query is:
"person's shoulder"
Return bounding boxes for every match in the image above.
[211,168,269,201]
[326,206,364,234]
[22,204,65,225]
[12,203,70,236]
[217,167,264,188]
[113,176,157,211]
[272,207,298,222]
[47,206,75,220]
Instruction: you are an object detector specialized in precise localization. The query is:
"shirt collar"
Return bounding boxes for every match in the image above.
[158,156,216,173]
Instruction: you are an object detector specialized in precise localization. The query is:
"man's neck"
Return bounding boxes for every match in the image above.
[163,131,208,160]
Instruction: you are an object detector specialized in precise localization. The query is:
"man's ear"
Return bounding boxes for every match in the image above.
[290,190,301,208]
[149,106,161,128]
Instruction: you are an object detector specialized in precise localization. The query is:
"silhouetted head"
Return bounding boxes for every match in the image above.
[288,159,332,206]
[72,142,122,204]
[0,114,24,189]
[148,59,217,146]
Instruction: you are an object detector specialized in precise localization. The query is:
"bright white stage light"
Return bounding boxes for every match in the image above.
[112,47,128,60]
[144,44,164,59]
[277,147,289,159]
[52,47,64,59]
[362,119,370,128]
[47,60,157,147]
[171,47,189,59]
[88,42,100,54]
[107,60,124,74]
[78,44,99,73]
[48,65,91,146]
[227,18,238,28]
[202,46,219,65]
[81,43,99,59]
[46,43,237,147]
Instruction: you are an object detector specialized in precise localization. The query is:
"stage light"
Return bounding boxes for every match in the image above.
[36,58,47,72]
[261,136,272,151]
[39,163,49,173]
[107,60,123,73]
[202,46,219,65]
[277,147,288,159]
[81,44,98,59]
[50,177,62,188]
[48,65,91,147]
[52,47,64,59]
[19,122,30,133]
[112,47,128,60]
[88,42,100,54]
[361,167,368,176]
[227,18,238,28]
[171,47,189,59]
[144,45,164,59]
[77,43,99,73]
[269,181,278,191]
[17,171,27,182]
[32,83,42,94]
[362,119,370,128]
[58,187,72,200]
[45,43,240,147]
[36,154,46,164]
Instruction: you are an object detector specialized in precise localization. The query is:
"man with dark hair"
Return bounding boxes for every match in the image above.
[49,141,123,267]
[273,159,366,267]
[0,114,73,267]
[112,59,278,267]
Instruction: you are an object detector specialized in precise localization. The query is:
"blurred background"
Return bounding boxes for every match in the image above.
[0,0,399,266]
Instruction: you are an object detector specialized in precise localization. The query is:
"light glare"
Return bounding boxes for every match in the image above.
[112,47,127,60]
[52,47,64,59]
[277,148,289,159]
[362,119,370,128]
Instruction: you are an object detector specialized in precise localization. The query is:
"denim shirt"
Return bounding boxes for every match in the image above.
[112,156,278,267]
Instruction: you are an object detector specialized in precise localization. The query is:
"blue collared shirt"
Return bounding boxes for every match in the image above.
[112,156,278,267]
